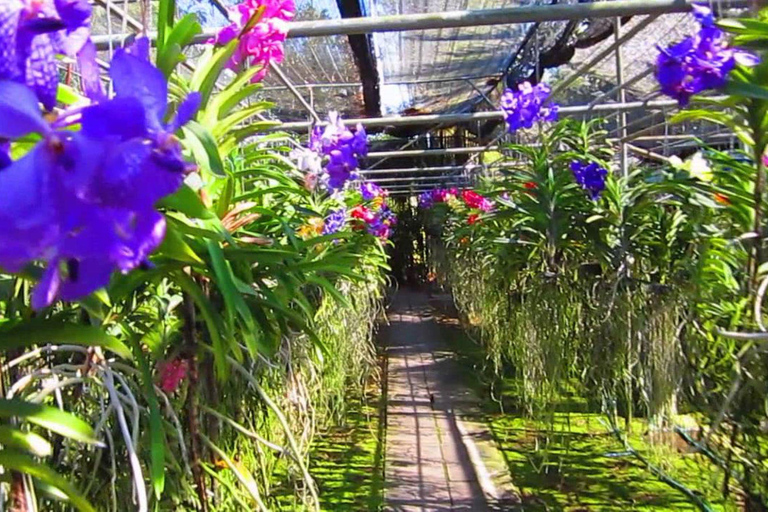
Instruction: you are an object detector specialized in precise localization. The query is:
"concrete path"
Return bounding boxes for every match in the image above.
[382,290,519,512]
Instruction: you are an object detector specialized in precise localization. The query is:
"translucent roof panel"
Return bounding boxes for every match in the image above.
[367,0,558,115]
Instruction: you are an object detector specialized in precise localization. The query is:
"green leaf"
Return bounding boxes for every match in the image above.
[171,272,232,378]
[216,176,235,220]
[160,184,216,219]
[157,224,205,265]
[183,121,226,177]
[0,450,96,512]
[189,41,238,108]
[56,84,83,106]
[134,342,166,499]
[206,241,268,357]
[724,79,768,101]
[0,400,100,446]
[157,0,176,54]
[0,319,132,360]
[0,426,52,457]
[157,14,202,77]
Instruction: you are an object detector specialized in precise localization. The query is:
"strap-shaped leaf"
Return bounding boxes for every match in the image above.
[0,319,132,360]
[0,450,96,512]
[0,400,100,446]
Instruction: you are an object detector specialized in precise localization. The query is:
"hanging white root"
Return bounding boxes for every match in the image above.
[103,368,148,512]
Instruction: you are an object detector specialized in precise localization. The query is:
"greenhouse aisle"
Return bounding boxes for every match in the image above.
[382,290,519,511]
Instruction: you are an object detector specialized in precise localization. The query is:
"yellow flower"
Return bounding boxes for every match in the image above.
[298,217,324,239]
[447,196,461,210]
[372,196,384,209]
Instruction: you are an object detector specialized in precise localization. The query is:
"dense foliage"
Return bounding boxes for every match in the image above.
[0,0,393,510]
[421,7,768,510]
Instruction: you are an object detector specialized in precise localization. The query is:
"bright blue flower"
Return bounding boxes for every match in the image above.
[499,82,559,134]
[322,208,346,235]
[570,160,608,201]
[0,38,199,309]
[0,0,92,110]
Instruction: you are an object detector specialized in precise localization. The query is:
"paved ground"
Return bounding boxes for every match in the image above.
[382,290,519,512]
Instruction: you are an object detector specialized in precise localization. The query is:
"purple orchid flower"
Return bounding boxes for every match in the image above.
[304,112,368,192]
[360,182,383,201]
[0,38,200,309]
[570,160,608,201]
[322,208,346,235]
[499,81,559,134]
[0,0,92,110]
[655,4,759,106]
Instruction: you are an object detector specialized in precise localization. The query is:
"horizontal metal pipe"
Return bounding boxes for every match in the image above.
[360,165,471,175]
[365,146,501,158]
[266,96,726,132]
[360,164,517,175]
[370,175,469,184]
[94,0,742,50]
[260,74,498,91]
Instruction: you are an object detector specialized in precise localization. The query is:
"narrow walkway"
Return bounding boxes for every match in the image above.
[382,290,519,512]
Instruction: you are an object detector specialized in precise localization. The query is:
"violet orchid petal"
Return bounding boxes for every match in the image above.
[77,39,104,101]
[54,0,92,30]
[25,36,59,111]
[169,92,201,132]
[57,257,113,302]
[0,81,49,138]
[0,2,21,80]
[32,262,62,310]
[110,43,168,131]
[81,97,147,140]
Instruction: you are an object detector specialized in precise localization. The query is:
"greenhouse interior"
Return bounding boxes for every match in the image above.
[3,0,768,510]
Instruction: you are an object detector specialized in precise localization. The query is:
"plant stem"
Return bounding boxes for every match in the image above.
[182,292,208,512]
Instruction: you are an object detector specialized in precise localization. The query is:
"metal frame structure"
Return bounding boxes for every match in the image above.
[89,0,750,193]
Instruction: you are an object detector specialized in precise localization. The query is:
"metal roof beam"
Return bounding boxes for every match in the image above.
[93,0,748,50]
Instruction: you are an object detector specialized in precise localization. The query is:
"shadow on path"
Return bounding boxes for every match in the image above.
[382,290,519,512]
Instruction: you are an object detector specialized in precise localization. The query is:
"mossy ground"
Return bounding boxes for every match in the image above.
[432,301,742,512]
[310,392,385,512]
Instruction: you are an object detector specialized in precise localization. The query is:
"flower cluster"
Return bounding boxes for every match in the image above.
[499,82,559,134]
[360,182,385,201]
[211,0,296,83]
[158,357,189,393]
[351,204,396,239]
[418,187,459,209]
[0,0,93,110]
[303,112,368,191]
[322,208,347,235]
[655,4,758,106]
[570,160,608,200]
[461,190,494,212]
[0,38,199,308]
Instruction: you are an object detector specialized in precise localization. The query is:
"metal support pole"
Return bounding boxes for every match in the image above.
[269,62,321,124]
[614,17,629,176]
[587,66,653,108]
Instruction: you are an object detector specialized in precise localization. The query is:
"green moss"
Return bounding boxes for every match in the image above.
[310,396,385,512]
[432,306,742,512]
